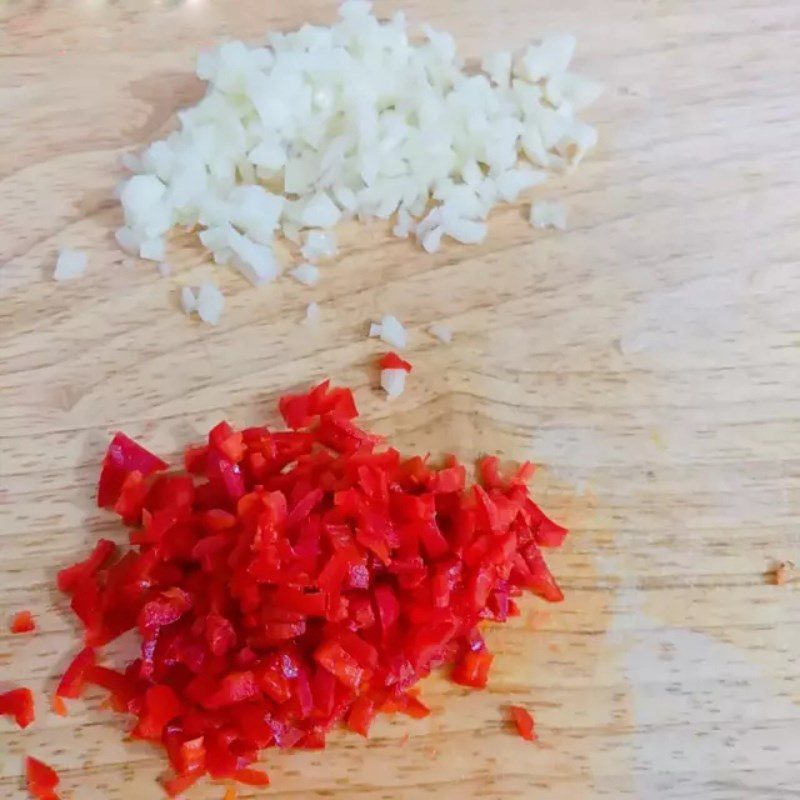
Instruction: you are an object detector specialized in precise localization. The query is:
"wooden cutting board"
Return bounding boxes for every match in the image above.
[2,1,799,797]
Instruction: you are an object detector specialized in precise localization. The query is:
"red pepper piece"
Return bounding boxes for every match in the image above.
[209,421,245,463]
[10,610,36,634]
[234,768,270,787]
[378,352,413,372]
[85,665,138,712]
[55,647,96,700]
[347,694,377,737]
[314,640,365,689]
[315,414,382,454]
[133,684,182,739]
[279,393,314,430]
[176,736,206,775]
[529,501,569,547]
[57,539,117,594]
[52,696,68,717]
[0,687,35,728]
[509,705,537,741]
[452,651,494,689]
[202,671,259,710]
[523,547,565,602]
[164,772,200,798]
[113,469,149,524]
[97,432,168,508]
[477,455,504,489]
[26,757,60,800]
[184,445,208,474]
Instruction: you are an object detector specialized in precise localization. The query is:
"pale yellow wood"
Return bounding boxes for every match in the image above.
[2,1,800,798]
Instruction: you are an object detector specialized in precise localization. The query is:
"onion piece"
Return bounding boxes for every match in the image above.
[303,301,320,325]
[290,263,320,287]
[428,324,453,344]
[196,283,225,325]
[381,368,407,399]
[54,249,88,281]
[530,201,567,231]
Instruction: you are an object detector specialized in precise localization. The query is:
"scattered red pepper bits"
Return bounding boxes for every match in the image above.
[56,539,117,594]
[452,651,494,689]
[26,756,60,800]
[51,696,68,718]
[0,687,35,729]
[55,380,567,796]
[10,610,36,634]
[97,432,168,508]
[768,560,795,585]
[163,772,200,798]
[378,352,413,372]
[232,768,270,787]
[55,647,96,702]
[508,705,537,742]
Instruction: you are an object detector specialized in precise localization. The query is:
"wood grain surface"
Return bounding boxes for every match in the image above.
[2,1,800,798]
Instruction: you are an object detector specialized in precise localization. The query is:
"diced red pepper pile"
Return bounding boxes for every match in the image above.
[56,380,567,795]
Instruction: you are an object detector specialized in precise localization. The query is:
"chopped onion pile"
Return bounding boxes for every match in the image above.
[117,0,601,299]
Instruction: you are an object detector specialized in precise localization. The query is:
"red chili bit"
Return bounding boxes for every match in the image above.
[10,610,36,634]
[509,705,537,742]
[378,352,413,372]
[0,687,35,729]
[55,648,96,702]
[26,756,60,800]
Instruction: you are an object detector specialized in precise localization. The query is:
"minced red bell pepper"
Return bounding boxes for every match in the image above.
[509,705,537,741]
[452,651,494,689]
[56,380,567,796]
[378,352,413,372]
[0,687,35,728]
[55,648,96,704]
[10,610,36,634]
[57,539,117,595]
[97,432,168,508]
[26,756,60,800]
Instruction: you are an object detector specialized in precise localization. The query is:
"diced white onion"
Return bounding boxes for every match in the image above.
[181,285,198,314]
[303,301,321,325]
[140,237,166,262]
[54,249,88,281]
[290,263,320,286]
[530,200,568,230]
[381,368,407,399]
[428,323,453,343]
[196,282,225,324]
[378,314,407,349]
[301,231,337,262]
